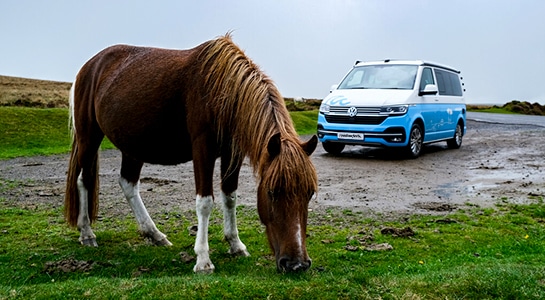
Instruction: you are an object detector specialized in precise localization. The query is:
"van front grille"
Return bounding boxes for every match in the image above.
[325,115,388,125]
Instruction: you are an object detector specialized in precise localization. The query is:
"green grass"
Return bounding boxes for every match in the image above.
[1,197,544,299]
[466,106,518,114]
[0,107,115,159]
[0,107,72,158]
[0,107,317,160]
[289,110,318,135]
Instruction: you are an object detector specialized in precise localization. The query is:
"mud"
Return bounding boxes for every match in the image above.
[43,259,95,273]
[1,120,544,222]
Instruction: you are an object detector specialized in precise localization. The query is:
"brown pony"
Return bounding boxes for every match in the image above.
[65,34,318,273]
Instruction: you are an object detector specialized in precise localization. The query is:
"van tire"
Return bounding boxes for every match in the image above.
[405,123,423,158]
[447,123,463,149]
[322,142,345,155]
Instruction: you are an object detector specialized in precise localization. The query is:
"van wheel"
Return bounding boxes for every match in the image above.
[405,123,423,158]
[447,123,463,149]
[322,142,345,155]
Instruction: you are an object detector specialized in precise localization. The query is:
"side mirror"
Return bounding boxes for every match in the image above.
[419,84,438,96]
[329,84,338,93]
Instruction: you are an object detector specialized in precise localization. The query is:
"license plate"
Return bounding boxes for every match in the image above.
[337,132,364,140]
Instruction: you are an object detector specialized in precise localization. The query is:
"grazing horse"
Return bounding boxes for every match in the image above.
[64,34,318,273]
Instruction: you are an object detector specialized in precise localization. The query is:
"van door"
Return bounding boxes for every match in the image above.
[434,69,462,139]
[418,67,442,141]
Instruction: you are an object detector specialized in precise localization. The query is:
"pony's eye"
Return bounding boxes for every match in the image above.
[267,189,280,201]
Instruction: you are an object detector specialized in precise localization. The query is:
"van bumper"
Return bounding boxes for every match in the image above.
[317,114,410,147]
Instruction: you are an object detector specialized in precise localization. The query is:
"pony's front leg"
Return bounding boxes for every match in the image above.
[119,177,172,246]
[222,191,250,257]
[194,195,215,274]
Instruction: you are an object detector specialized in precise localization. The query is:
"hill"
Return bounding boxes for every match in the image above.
[467,101,545,116]
[1,75,544,115]
[0,75,71,108]
[0,75,322,111]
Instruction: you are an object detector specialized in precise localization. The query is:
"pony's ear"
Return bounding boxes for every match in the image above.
[302,135,318,156]
[267,133,281,159]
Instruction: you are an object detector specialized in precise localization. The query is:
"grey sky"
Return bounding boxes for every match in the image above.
[1,0,544,104]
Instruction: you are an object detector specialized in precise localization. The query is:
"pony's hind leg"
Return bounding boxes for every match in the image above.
[77,173,98,246]
[119,154,172,246]
[71,131,103,247]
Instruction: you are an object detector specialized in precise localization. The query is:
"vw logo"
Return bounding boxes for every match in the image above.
[348,106,358,117]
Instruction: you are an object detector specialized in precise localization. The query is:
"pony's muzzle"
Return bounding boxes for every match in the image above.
[278,256,312,273]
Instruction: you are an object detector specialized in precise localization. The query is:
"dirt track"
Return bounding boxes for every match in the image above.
[1,120,544,221]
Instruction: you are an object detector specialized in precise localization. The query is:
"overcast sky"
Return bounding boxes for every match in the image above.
[1,0,544,104]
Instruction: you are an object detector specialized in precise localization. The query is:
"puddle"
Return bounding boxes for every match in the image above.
[432,182,460,199]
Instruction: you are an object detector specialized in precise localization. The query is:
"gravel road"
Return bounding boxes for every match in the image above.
[1,120,544,221]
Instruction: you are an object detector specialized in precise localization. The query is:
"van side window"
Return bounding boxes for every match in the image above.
[448,72,463,96]
[435,69,449,95]
[419,67,434,91]
[434,69,463,96]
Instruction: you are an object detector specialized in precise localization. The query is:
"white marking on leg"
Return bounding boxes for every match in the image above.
[76,173,97,246]
[119,177,171,246]
[193,195,215,274]
[221,191,249,256]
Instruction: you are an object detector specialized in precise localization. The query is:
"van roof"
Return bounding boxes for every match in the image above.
[354,59,460,74]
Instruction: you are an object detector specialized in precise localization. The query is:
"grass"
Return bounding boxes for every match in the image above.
[0,107,115,159]
[0,195,544,299]
[0,107,72,158]
[466,105,518,114]
[0,107,317,159]
[289,110,318,135]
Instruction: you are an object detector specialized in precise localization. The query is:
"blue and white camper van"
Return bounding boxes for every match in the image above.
[317,59,466,158]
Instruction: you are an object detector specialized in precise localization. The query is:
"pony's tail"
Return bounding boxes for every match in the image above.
[64,138,81,227]
[64,81,100,227]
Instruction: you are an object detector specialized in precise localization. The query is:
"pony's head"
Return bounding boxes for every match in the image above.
[257,133,318,272]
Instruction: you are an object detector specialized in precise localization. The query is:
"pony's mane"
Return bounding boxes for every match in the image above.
[197,34,317,196]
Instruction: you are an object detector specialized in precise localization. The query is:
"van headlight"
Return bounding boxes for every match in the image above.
[380,105,408,115]
[319,103,330,114]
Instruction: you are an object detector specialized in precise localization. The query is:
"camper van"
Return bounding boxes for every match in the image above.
[317,59,466,158]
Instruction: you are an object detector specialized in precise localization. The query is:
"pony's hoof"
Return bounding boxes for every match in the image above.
[80,238,98,247]
[154,238,173,246]
[230,248,250,257]
[193,262,215,274]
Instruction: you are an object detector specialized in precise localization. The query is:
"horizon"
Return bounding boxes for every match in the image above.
[2,73,543,106]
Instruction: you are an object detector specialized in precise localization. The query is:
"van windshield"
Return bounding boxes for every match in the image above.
[338,65,418,90]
